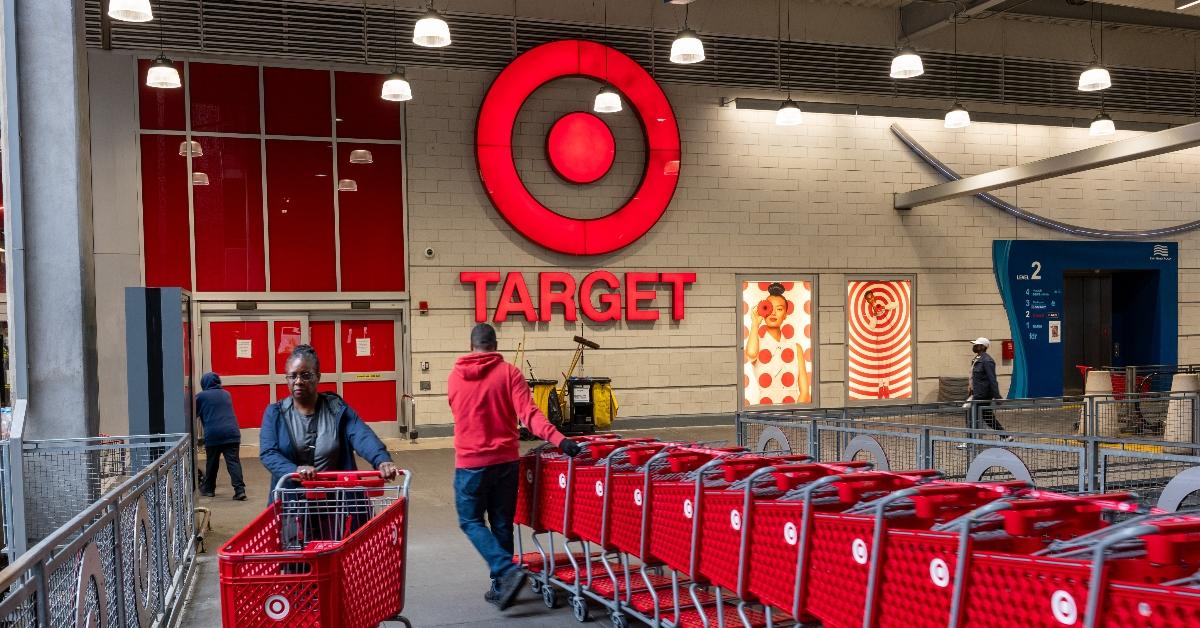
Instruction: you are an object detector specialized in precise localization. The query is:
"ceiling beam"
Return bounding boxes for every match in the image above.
[901,0,1008,42]
[894,120,1200,209]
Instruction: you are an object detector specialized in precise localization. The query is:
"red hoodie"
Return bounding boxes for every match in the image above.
[447,352,566,468]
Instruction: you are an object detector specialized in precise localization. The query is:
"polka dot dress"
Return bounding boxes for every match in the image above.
[743,281,814,406]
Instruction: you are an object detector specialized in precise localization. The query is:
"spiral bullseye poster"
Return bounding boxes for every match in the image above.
[847,280,914,400]
[740,279,814,407]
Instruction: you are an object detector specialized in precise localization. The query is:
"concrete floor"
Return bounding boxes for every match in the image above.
[179,425,736,627]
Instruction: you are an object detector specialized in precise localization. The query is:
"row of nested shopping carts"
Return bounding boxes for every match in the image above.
[514,434,1200,628]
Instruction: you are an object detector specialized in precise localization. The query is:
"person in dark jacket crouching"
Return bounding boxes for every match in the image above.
[260,344,397,504]
[196,372,246,500]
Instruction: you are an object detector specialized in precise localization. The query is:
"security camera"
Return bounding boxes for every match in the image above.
[423,247,435,259]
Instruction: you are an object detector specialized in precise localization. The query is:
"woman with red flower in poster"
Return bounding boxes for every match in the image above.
[745,282,811,404]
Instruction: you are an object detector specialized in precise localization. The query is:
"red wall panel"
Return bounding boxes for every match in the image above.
[264,67,331,137]
[337,143,405,292]
[266,140,337,292]
[190,63,260,134]
[308,321,337,371]
[192,137,266,292]
[226,384,272,429]
[140,134,192,289]
[209,321,270,376]
[339,319,396,372]
[138,58,186,130]
[334,72,402,141]
[342,380,397,422]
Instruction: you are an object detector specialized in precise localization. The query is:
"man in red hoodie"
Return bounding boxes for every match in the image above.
[448,323,582,610]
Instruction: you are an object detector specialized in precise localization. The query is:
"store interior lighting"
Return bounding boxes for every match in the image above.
[1079,2,1112,91]
[191,172,210,186]
[593,86,623,114]
[108,0,154,22]
[146,56,181,89]
[349,149,374,164]
[1178,0,1200,9]
[413,9,452,48]
[381,70,413,101]
[670,29,705,64]
[338,179,359,192]
[775,99,803,126]
[944,102,971,129]
[178,140,203,157]
[890,47,924,79]
[1089,112,1116,136]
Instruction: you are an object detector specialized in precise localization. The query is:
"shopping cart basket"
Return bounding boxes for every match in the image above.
[218,470,412,628]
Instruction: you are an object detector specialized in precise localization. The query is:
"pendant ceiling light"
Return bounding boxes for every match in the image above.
[382,2,413,101]
[775,99,803,126]
[670,5,704,64]
[594,86,622,113]
[147,55,181,89]
[145,2,180,89]
[944,15,970,129]
[774,1,802,126]
[349,149,374,164]
[1089,112,1115,136]
[890,46,924,79]
[191,172,210,186]
[413,7,451,48]
[338,179,359,192]
[108,0,153,22]
[944,103,971,129]
[593,2,622,114]
[1078,2,1112,91]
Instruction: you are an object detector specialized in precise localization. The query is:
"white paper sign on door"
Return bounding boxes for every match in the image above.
[356,338,371,357]
[236,339,253,359]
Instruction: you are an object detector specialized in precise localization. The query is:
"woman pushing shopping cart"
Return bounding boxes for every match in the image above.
[218,469,413,627]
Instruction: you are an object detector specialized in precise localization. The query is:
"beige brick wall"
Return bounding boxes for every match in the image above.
[403,66,1200,426]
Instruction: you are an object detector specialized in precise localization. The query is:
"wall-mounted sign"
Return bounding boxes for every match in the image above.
[847,279,914,401]
[738,279,816,408]
[475,39,681,255]
[461,271,696,323]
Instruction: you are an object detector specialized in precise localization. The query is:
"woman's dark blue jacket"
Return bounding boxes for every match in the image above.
[259,392,392,502]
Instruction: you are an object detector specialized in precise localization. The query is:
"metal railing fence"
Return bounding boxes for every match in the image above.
[0,433,195,627]
[738,395,1200,509]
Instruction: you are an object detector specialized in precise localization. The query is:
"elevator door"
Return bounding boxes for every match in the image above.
[1062,273,1113,394]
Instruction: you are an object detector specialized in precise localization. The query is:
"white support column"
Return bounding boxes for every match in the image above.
[1,0,99,438]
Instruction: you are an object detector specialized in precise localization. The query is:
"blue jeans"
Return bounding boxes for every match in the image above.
[455,461,520,580]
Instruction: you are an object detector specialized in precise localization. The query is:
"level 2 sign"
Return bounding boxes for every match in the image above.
[461,271,697,323]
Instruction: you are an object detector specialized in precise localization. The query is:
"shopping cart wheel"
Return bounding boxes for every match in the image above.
[391,616,413,628]
[530,578,543,594]
[609,611,629,628]
[570,596,590,622]
[542,586,559,609]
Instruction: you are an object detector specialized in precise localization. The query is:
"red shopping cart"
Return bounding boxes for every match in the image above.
[218,470,412,628]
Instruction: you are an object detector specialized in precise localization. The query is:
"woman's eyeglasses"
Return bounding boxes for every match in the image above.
[285,371,317,383]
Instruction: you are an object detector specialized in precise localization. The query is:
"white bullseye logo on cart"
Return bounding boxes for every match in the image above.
[851,538,869,565]
[730,509,742,531]
[264,595,290,621]
[683,499,694,519]
[1138,602,1153,618]
[929,558,950,588]
[595,481,604,497]
[783,522,798,546]
[558,473,567,489]
[1051,590,1078,625]
[633,489,643,506]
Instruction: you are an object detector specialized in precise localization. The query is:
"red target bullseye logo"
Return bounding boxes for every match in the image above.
[476,40,681,255]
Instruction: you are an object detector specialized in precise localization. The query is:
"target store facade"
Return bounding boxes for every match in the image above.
[80,9,1200,436]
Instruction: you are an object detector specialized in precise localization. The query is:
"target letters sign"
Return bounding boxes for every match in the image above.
[846,279,914,400]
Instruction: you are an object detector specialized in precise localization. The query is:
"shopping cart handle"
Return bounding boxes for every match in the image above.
[279,470,396,491]
[1143,518,1200,563]
[624,442,678,466]
[908,481,1028,519]
[770,462,868,490]
[722,454,810,482]
[666,447,745,473]
[583,438,657,460]
[831,470,939,503]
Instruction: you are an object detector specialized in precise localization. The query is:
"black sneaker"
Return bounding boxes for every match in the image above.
[484,589,500,606]
[495,568,527,611]
[200,491,215,498]
[232,492,247,501]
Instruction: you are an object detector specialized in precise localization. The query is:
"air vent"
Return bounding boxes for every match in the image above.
[84,0,1197,119]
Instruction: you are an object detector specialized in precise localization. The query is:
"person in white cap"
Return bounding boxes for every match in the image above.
[964,338,1009,441]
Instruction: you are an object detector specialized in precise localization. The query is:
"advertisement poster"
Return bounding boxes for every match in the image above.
[741,280,815,407]
[847,279,914,401]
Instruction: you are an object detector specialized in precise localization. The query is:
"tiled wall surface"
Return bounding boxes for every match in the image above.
[402,65,1200,425]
